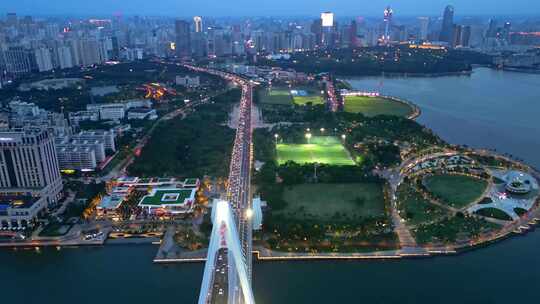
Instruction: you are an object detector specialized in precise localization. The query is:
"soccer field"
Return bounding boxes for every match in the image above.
[344,96,413,117]
[293,95,325,106]
[276,136,355,165]
[260,88,293,105]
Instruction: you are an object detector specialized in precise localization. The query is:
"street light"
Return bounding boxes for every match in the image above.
[274,134,279,145]
[305,133,312,144]
[320,128,325,133]
[341,134,347,141]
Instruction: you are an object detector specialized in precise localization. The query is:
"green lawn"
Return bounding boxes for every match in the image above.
[344,96,413,117]
[474,208,513,221]
[424,174,488,208]
[293,95,325,106]
[396,183,450,226]
[39,223,73,237]
[276,136,354,165]
[139,189,194,206]
[260,88,293,105]
[277,183,386,221]
[260,86,325,106]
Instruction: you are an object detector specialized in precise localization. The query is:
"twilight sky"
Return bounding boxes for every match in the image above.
[0,0,537,17]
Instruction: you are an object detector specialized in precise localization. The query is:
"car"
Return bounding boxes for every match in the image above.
[218,288,224,295]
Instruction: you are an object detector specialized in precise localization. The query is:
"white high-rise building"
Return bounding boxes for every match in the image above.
[0,128,63,206]
[194,16,203,33]
[57,46,73,69]
[34,47,53,72]
[418,17,430,41]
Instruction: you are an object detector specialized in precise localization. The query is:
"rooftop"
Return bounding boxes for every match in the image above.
[139,188,195,207]
[97,196,124,210]
[0,196,40,209]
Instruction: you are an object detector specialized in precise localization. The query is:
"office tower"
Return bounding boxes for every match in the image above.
[175,20,191,58]
[418,17,430,41]
[194,16,203,33]
[111,36,120,60]
[350,20,358,47]
[0,128,63,206]
[461,26,472,47]
[34,48,53,72]
[487,19,498,38]
[439,5,455,44]
[502,22,511,41]
[320,12,335,48]
[452,25,463,47]
[311,19,323,47]
[192,17,207,58]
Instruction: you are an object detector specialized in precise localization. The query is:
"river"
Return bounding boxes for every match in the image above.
[2,68,540,304]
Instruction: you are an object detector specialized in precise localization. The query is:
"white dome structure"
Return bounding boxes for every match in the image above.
[504,171,536,194]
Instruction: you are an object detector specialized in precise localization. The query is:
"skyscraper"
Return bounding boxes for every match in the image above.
[439,5,455,44]
[461,26,472,47]
[418,17,430,41]
[175,20,191,58]
[193,16,203,33]
[320,12,335,48]
[383,6,393,44]
[350,20,358,47]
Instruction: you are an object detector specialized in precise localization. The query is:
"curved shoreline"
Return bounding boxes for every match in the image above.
[381,95,422,120]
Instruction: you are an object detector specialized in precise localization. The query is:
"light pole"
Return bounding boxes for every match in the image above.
[305,133,312,144]
[274,133,279,145]
[320,128,325,134]
[341,134,346,142]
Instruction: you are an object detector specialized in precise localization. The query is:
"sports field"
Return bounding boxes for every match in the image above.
[292,95,325,106]
[344,96,413,117]
[277,183,386,221]
[291,88,325,106]
[259,88,293,105]
[276,136,354,165]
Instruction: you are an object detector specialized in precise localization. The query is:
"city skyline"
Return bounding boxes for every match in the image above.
[1,0,540,17]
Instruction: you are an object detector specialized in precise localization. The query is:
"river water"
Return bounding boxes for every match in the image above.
[2,68,540,304]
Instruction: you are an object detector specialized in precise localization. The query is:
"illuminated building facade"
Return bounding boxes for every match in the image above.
[0,128,63,206]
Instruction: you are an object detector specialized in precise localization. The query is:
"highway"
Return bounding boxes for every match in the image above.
[183,63,255,304]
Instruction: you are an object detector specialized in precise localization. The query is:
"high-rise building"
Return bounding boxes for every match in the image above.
[418,17,430,41]
[383,6,393,44]
[452,25,463,47]
[56,46,73,69]
[0,47,35,75]
[461,26,472,47]
[34,48,53,72]
[6,13,17,27]
[320,12,335,48]
[439,5,455,44]
[175,20,191,58]
[310,19,323,47]
[0,128,63,206]
[487,19,498,38]
[193,16,203,33]
[350,20,358,47]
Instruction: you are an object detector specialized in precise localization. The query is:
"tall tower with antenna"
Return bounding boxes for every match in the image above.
[383,6,393,44]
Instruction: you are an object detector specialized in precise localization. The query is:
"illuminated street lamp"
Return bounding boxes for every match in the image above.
[320,128,325,133]
[274,133,279,145]
[305,133,312,144]
[341,134,347,141]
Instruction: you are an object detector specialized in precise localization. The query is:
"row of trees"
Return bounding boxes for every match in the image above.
[256,46,492,76]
